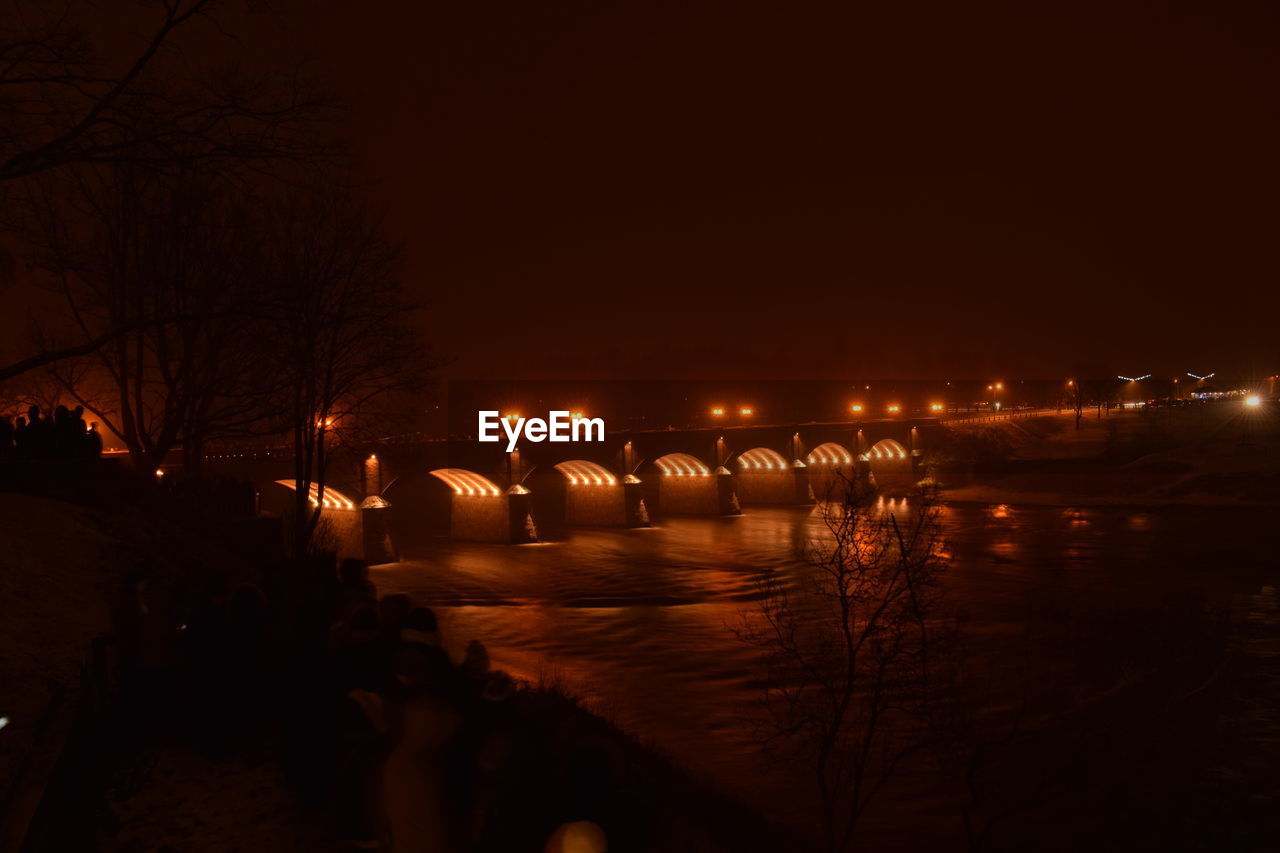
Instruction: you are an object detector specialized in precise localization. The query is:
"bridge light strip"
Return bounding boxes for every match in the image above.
[654,453,710,476]
[738,448,788,470]
[555,460,618,486]
[1117,374,1151,382]
[859,440,908,462]
[274,480,358,510]
[1187,372,1215,380]
[806,443,852,465]
[428,468,502,496]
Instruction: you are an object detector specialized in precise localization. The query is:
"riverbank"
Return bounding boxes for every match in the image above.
[936,404,1280,507]
[1,493,800,852]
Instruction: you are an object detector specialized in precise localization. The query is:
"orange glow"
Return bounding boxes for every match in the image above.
[739,407,753,416]
[887,404,900,414]
[860,439,908,462]
[654,452,710,476]
[737,447,787,470]
[274,479,358,510]
[850,403,863,413]
[503,413,520,422]
[555,460,617,486]
[995,382,1004,390]
[929,402,944,412]
[807,442,853,465]
[428,468,502,497]
[1067,379,1074,386]
[155,469,165,478]
[711,407,725,416]
[569,410,584,419]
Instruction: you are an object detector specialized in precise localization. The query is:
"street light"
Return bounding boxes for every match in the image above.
[1245,395,1261,408]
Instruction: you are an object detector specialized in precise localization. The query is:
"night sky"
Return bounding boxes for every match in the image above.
[149,1,1280,379]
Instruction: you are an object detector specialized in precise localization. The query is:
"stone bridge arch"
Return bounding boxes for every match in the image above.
[861,439,915,491]
[524,459,647,531]
[637,452,734,516]
[729,446,811,506]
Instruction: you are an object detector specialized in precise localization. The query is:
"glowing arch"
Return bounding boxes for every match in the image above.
[807,442,853,465]
[273,480,357,510]
[653,452,710,476]
[554,460,618,486]
[860,439,909,462]
[428,468,502,496]
[737,447,788,470]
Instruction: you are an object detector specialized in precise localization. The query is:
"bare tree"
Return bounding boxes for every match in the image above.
[0,0,334,384]
[26,164,278,473]
[0,0,332,184]
[261,184,426,555]
[1067,381,1085,430]
[737,480,951,853]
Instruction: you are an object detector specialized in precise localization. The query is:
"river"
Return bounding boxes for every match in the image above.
[372,499,1278,849]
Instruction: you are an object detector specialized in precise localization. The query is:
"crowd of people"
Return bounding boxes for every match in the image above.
[174,559,622,853]
[0,404,103,459]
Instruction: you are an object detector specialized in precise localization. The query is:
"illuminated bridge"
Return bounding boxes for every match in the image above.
[209,417,944,555]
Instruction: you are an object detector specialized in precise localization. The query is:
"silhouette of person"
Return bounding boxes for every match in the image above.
[53,405,72,459]
[85,422,103,458]
[71,406,89,457]
[26,406,53,458]
[13,415,28,456]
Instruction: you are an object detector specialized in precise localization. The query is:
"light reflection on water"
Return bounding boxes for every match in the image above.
[374,501,1275,844]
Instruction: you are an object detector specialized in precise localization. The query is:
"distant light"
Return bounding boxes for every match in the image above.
[1066,379,1074,386]
[994,382,1004,391]
[711,407,725,416]
[740,407,753,416]
[1187,372,1215,380]
[887,404,900,414]
[504,412,520,422]
[569,411,584,419]
[929,403,944,412]
[155,469,165,478]
[850,404,863,413]
[0,715,8,730]
[1118,374,1151,382]
[1245,395,1261,408]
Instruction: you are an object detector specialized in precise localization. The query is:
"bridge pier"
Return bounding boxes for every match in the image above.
[360,496,398,564]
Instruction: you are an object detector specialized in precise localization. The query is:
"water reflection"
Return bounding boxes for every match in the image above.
[373,501,1276,845]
